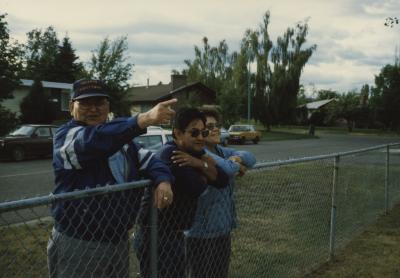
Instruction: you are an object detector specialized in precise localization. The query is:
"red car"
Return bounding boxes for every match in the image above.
[0,124,59,161]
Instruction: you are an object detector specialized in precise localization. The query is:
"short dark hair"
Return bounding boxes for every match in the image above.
[199,107,221,123]
[173,107,206,138]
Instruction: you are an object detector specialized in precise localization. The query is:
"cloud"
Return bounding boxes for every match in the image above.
[2,0,399,89]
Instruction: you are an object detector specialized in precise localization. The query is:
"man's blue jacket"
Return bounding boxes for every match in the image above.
[52,117,173,243]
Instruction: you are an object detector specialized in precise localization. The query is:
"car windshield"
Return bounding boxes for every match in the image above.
[134,135,163,151]
[229,126,249,132]
[9,126,35,136]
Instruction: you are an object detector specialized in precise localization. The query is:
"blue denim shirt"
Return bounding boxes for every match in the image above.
[184,145,256,238]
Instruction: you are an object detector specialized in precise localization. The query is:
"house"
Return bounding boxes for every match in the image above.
[296,98,336,124]
[126,74,216,115]
[1,79,72,120]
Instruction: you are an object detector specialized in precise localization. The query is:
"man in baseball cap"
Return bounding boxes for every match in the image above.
[48,78,177,277]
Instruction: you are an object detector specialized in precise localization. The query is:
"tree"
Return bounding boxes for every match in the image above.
[316,89,339,100]
[385,17,399,27]
[0,105,19,136]
[53,36,86,83]
[20,79,55,123]
[0,13,24,101]
[372,64,400,130]
[337,91,360,131]
[87,36,134,116]
[241,12,274,129]
[297,85,314,106]
[183,37,243,124]
[269,19,316,125]
[0,13,23,134]
[23,26,60,81]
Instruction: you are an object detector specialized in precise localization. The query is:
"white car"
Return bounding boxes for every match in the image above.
[133,126,173,152]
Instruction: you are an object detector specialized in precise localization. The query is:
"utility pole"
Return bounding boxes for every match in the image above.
[247,48,252,123]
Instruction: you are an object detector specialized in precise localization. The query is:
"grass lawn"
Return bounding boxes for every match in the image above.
[306,202,400,278]
[1,151,400,277]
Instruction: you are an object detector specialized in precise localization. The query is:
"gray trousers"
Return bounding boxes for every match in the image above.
[47,228,129,278]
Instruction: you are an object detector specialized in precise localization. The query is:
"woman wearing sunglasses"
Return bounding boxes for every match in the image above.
[134,107,229,278]
[185,107,257,278]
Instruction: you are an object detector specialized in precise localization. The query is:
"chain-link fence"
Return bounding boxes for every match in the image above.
[1,143,399,278]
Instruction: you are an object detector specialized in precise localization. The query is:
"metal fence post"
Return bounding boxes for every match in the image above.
[149,187,158,278]
[385,145,390,214]
[329,155,340,260]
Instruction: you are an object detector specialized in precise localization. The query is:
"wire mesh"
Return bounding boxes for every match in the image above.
[230,159,333,277]
[1,144,400,278]
[0,185,146,278]
[389,145,400,208]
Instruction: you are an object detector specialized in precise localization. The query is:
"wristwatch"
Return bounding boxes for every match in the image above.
[203,161,209,169]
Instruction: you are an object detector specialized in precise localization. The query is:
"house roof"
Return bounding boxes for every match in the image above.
[299,98,336,110]
[21,79,72,90]
[158,82,215,101]
[126,83,172,102]
[127,81,215,102]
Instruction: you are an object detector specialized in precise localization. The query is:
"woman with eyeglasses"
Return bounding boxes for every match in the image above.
[184,107,257,278]
[134,107,229,278]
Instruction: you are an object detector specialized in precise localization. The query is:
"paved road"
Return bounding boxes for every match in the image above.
[0,133,399,203]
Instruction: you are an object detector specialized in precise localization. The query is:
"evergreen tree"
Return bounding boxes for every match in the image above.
[372,64,400,130]
[0,13,24,100]
[53,36,85,82]
[20,79,55,123]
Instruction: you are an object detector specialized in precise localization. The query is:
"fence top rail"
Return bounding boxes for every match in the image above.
[0,179,152,213]
[1,142,399,213]
[253,142,400,169]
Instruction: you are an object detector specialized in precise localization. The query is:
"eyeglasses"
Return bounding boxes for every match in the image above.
[186,128,209,138]
[206,123,222,130]
[74,98,109,110]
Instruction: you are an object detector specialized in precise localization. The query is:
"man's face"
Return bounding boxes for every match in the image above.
[69,97,110,126]
[205,116,221,145]
[174,119,209,153]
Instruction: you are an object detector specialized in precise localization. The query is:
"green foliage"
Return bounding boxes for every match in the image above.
[23,27,59,80]
[0,104,19,136]
[19,79,56,123]
[87,36,133,116]
[316,89,339,100]
[23,27,84,83]
[371,64,400,130]
[0,13,24,101]
[182,12,316,128]
[183,37,242,125]
[267,18,316,126]
[384,17,399,28]
[53,36,86,83]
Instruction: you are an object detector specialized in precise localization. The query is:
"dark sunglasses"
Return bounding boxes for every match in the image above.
[186,128,209,138]
[206,123,222,130]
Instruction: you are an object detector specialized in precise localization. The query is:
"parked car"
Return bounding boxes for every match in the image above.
[133,126,173,152]
[220,127,229,146]
[228,124,261,144]
[0,124,59,161]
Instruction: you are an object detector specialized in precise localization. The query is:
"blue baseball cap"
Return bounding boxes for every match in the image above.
[72,79,109,100]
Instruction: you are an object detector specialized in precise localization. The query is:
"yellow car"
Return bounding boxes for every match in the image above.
[228,124,261,144]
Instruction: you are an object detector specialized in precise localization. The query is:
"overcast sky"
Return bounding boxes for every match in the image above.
[1,0,399,94]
